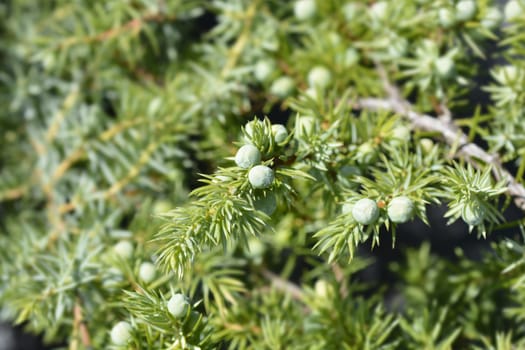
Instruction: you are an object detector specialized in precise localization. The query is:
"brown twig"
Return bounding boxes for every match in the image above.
[331,263,349,298]
[71,299,92,350]
[0,186,28,201]
[223,321,261,334]
[260,268,304,301]
[58,13,176,49]
[220,0,259,78]
[46,88,79,143]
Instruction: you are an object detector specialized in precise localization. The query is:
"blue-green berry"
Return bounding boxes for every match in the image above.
[271,124,288,143]
[481,7,503,30]
[235,144,261,169]
[462,202,483,226]
[294,0,316,20]
[505,0,525,21]
[387,196,415,223]
[438,8,455,28]
[352,198,379,225]
[167,293,190,318]
[110,321,132,345]
[455,0,477,22]
[248,165,275,189]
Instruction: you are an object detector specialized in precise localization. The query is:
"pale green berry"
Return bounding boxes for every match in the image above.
[243,120,260,143]
[105,267,125,287]
[438,8,455,28]
[304,87,319,99]
[344,48,359,67]
[387,196,415,223]
[370,1,388,20]
[294,0,316,20]
[462,202,483,226]
[247,237,265,263]
[388,36,408,59]
[307,66,332,89]
[356,142,377,163]
[435,56,455,79]
[235,144,261,169]
[419,138,434,153]
[421,39,439,56]
[391,125,411,143]
[270,77,295,97]
[455,0,477,22]
[254,192,277,216]
[314,279,334,298]
[152,200,171,215]
[254,60,275,82]
[352,198,379,225]
[481,7,503,30]
[494,65,520,85]
[244,120,256,138]
[275,223,293,246]
[327,32,342,46]
[147,97,162,116]
[138,262,156,283]
[167,293,190,318]
[271,124,288,143]
[113,240,133,259]
[343,2,359,21]
[110,321,132,346]
[505,0,525,21]
[248,165,274,189]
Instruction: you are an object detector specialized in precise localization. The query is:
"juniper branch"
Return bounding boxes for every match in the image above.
[356,96,525,211]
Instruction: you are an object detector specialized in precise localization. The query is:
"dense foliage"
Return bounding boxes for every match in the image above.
[1,0,525,349]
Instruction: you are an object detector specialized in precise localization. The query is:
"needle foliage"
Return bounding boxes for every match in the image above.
[1,0,525,349]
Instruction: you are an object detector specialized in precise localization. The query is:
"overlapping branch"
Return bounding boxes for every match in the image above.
[356,91,525,212]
